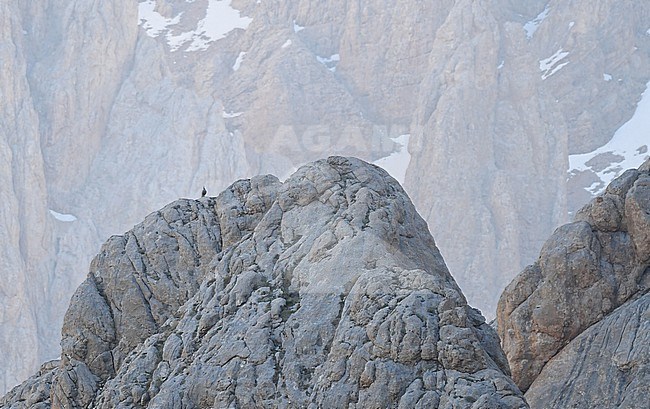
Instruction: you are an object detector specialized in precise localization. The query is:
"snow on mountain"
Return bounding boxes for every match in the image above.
[138,0,181,37]
[316,54,340,72]
[373,134,411,184]
[232,51,246,70]
[293,20,305,33]
[222,110,243,118]
[138,0,252,52]
[569,81,650,194]
[524,4,550,39]
[539,48,570,80]
[48,210,78,222]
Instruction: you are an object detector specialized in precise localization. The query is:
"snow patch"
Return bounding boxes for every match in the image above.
[281,39,292,48]
[185,0,253,51]
[316,54,340,72]
[222,111,243,118]
[523,5,550,39]
[138,0,182,37]
[233,51,246,71]
[603,73,612,81]
[49,210,78,222]
[138,0,252,52]
[539,48,569,80]
[569,80,650,194]
[293,20,305,33]
[373,134,411,184]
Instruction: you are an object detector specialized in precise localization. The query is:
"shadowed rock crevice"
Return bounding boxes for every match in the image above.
[1,157,527,409]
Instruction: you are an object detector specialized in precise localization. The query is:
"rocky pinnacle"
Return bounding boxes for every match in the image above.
[1,157,527,408]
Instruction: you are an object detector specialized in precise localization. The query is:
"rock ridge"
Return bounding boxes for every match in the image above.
[497,158,650,408]
[1,157,527,408]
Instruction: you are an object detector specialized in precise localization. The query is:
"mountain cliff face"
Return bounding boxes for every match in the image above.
[497,158,650,408]
[1,157,527,409]
[1,0,649,392]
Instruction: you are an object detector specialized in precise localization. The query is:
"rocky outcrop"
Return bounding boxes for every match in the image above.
[524,293,649,409]
[497,158,650,407]
[1,157,527,408]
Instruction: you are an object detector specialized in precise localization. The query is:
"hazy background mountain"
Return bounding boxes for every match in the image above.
[1,0,648,394]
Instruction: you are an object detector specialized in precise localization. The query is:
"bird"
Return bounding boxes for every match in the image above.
[201,186,207,197]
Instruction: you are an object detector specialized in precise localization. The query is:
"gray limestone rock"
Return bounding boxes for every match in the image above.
[2,0,649,393]
[524,293,650,409]
[625,174,650,262]
[1,157,527,409]
[497,158,650,404]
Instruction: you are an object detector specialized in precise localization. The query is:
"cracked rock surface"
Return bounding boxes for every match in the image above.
[525,293,650,409]
[1,157,526,408]
[497,158,650,407]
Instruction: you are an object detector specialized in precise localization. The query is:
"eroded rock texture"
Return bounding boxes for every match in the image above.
[525,293,650,409]
[1,157,527,408]
[2,1,650,391]
[497,158,650,407]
